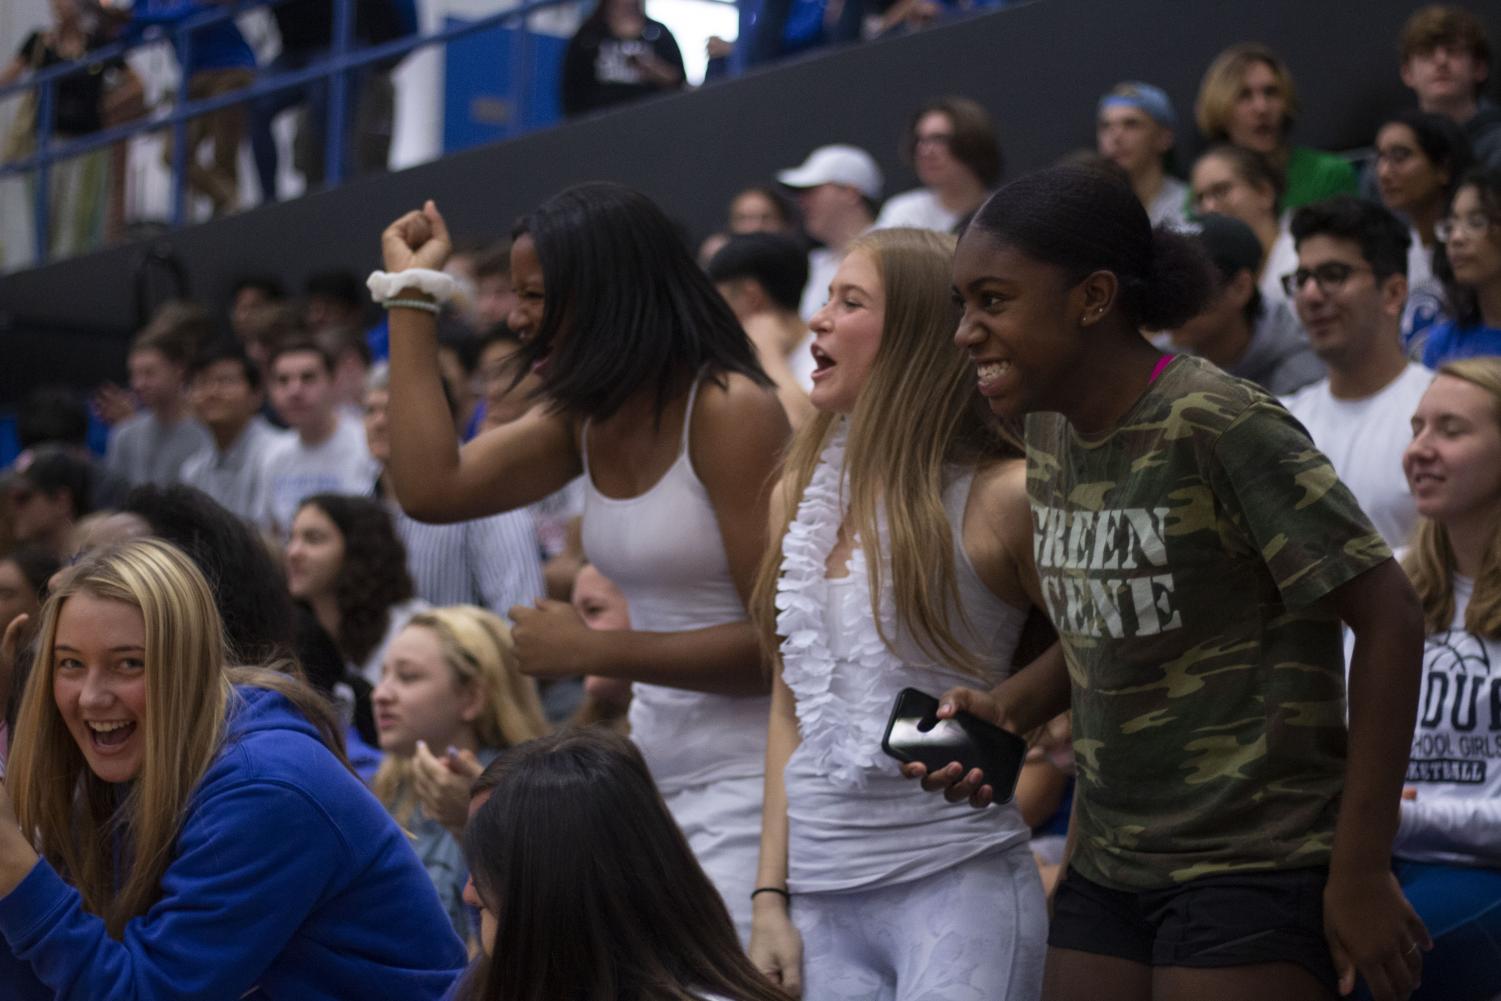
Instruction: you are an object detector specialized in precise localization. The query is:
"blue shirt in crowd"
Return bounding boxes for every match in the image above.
[1421,318,1501,369]
[0,685,466,1000]
[129,0,257,76]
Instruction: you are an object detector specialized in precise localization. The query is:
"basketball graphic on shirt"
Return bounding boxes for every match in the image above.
[1409,629,1495,786]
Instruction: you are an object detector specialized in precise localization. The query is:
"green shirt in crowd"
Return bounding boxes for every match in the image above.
[1025,355,1389,890]
[1282,145,1358,211]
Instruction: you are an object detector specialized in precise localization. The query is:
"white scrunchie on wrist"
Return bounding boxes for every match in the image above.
[366,268,457,305]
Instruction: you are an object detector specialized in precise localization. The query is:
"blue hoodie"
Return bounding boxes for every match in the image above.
[0,685,466,1000]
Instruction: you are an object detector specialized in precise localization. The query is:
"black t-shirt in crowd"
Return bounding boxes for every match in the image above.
[560,17,685,117]
[271,0,413,54]
[18,31,121,137]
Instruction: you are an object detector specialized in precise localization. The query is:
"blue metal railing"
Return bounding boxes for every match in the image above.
[0,0,748,268]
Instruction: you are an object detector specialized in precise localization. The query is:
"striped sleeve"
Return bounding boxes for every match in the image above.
[468,510,546,621]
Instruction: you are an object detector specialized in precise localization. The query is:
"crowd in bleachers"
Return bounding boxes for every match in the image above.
[2,4,1501,1001]
[0,0,1012,265]
[1,0,421,259]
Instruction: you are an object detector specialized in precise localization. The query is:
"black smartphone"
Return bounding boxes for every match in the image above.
[880,687,1028,803]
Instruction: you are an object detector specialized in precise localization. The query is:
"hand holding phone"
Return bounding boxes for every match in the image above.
[881,687,1027,804]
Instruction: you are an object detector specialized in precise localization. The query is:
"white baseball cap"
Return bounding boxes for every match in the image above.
[776,144,883,200]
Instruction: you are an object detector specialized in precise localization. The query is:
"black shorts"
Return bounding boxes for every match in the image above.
[1048,866,1338,992]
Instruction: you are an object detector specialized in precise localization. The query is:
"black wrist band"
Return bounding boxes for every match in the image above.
[751,886,791,900]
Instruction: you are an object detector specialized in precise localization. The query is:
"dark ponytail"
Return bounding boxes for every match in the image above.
[970,164,1215,331]
[1139,227,1219,331]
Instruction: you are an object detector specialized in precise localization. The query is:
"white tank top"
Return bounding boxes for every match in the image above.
[580,377,770,792]
[777,420,1033,893]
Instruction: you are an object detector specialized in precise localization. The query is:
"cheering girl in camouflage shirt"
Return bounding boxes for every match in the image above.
[910,165,1430,1001]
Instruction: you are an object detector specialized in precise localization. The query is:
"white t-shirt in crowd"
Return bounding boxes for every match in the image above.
[1282,362,1433,550]
[1259,218,1299,317]
[1407,226,1435,293]
[873,188,963,234]
[181,417,286,525]
[257,412,377,536]
[800,245,841,324]
[1402,228,1446,352]
[1146,176,1191,230]
[1396,573,1501,868]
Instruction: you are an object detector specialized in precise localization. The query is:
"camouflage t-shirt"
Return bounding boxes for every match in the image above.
[1026,355,1390,890]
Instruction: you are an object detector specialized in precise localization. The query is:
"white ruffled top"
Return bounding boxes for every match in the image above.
[776,421,1035,893]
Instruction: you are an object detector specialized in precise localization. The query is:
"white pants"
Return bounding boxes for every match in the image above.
[793,847,1047,1001]
[662,773,764,947]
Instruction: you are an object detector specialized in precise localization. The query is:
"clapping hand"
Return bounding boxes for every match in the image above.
[91,382,137,426]
[413,740,484,836]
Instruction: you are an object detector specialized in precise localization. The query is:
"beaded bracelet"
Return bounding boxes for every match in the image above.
[383,298,440,315]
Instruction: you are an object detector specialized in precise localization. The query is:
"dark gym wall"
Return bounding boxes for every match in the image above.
[1,0,1497,402]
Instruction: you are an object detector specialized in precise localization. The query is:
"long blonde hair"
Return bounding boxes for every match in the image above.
[11,540,256,937]
[751,228,1019,676]
[373,606,549,824]
[1403,357,1501,640]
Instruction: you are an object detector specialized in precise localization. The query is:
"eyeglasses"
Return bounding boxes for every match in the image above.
[914,132,954,149]
[1280,262,1373,297]
[1435,212,1496,243]
[1193,180,1239,212]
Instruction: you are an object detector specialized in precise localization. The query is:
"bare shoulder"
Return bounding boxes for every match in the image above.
[992,459,1036,567]
[972,458,1031,528]
[963,457,1036,605]
[696,370,787,420]
[691,374,793,595]
[691,371,791,468]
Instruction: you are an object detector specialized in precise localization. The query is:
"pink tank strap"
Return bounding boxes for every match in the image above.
[1148,353,1175,384]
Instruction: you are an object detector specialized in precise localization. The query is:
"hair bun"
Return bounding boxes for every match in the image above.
[971,166,1217,332]
[1137,226,1217,332]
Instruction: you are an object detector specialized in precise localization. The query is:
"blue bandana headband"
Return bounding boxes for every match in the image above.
[1098,82,1177,131]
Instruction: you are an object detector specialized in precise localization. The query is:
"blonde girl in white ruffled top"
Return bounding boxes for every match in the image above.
[747,227,1050,1001]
